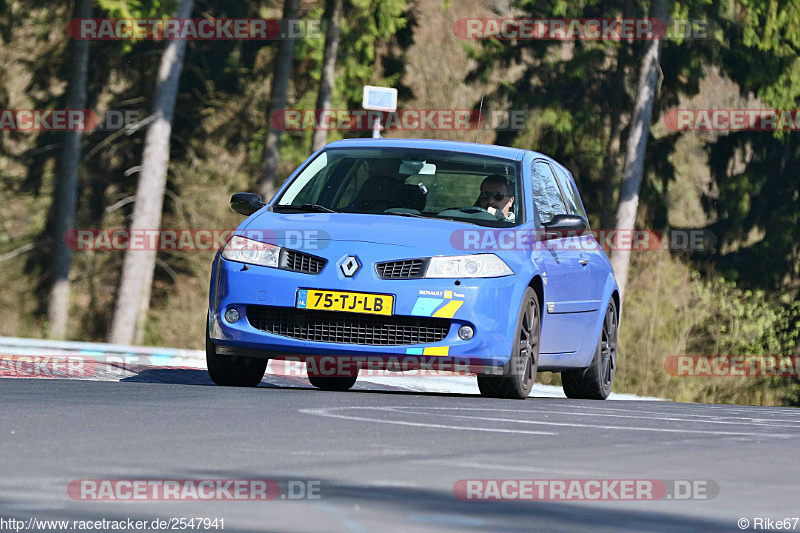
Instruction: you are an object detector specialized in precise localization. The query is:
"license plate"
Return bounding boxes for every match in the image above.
[296,289,393,316]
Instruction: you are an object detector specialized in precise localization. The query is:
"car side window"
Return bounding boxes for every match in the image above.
[552,165,587,220]
[531,161,568,225]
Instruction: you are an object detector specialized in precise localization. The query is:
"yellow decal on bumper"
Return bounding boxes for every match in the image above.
[423,346,449,357]
[432,300,463,318]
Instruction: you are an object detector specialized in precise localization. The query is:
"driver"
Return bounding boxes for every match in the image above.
[477,174,515,221]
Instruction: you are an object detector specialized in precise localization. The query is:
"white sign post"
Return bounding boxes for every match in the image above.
[362,85,397,139]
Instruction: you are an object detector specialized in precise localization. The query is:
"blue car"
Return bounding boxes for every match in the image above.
[207,138,620,399]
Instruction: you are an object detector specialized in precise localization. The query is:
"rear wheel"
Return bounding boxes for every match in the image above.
[206,325,268,387]
[562,299,618,400]
[477,287,540,399]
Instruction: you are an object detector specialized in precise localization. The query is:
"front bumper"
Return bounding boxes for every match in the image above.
[207,250,524,367]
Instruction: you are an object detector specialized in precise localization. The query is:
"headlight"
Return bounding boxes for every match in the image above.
[221,235,280,268]
[425,254,513,278]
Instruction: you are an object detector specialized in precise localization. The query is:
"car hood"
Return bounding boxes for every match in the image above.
[240,211,472,253]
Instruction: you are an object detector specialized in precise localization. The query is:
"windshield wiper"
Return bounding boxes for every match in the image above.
[386,211,482,225]
[437,216,481,226]
[275,203,338,213]
[380,211,427,218]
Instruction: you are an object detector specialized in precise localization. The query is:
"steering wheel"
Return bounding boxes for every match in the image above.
[457,206,507,220]
[457,206,489,214]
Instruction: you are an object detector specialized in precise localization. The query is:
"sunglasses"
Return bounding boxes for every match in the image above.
[479,191,509,201]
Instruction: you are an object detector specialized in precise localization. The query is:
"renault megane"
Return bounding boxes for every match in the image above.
[206,138,620,399]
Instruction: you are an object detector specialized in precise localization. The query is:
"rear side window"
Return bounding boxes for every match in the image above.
[553,165,587,220]
[531,161,567,225]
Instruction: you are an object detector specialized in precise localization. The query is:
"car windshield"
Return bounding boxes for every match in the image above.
[274,147,523,228]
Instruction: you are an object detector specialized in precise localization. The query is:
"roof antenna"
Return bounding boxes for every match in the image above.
[475,95,484,143]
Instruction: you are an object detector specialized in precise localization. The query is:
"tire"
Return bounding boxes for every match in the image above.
[206,325,268,387]
[307,371,358,391]
[562,298,618,400]
[477,287,540,399]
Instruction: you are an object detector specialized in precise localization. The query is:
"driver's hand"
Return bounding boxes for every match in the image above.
[486,206,507,220]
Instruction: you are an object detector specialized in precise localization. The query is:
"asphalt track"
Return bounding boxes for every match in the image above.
[2,371,800,533]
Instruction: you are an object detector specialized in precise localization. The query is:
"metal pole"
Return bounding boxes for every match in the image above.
[372,116,382,138]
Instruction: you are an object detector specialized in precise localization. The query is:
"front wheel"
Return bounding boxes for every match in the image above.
[562,299,618,400]
[206,325,268,387]
[477,287,540,399]
[307,371,358,391]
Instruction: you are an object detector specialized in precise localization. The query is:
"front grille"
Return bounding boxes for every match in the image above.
[246,305,450,345]
[376,259,426,279]
[280,249,326,275]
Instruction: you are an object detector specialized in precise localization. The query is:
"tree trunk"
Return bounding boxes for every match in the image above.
[610,0,667,300]
[47,0,91,340]
[108,0,194,345]
[600,0,633,230]
[311,0,343,152]
[258,0,301,201]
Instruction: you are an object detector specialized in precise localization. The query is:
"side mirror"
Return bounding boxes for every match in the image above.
[543,214,588,239]
[230,193,264,216]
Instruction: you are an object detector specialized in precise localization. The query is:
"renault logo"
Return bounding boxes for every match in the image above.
[340,256,360,277]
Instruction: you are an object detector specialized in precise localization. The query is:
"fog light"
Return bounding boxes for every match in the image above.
[224,308,240,323]
[458,325,474,340]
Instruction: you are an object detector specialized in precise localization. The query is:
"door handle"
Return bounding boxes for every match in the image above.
[579,257,589,266]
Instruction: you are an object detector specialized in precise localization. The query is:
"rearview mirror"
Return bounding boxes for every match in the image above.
[399,160,436,175]
[230,193,265,216]
[543,214,588,239]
